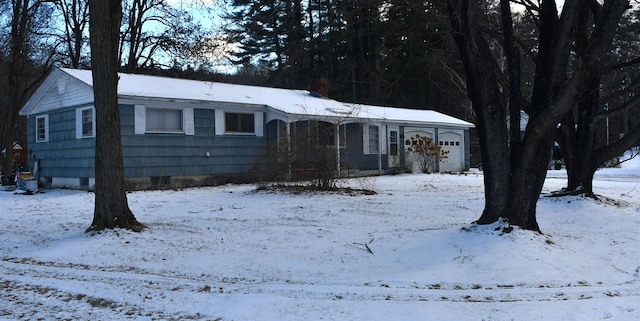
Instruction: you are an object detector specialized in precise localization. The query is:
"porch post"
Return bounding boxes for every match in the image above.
[335,123,341,178]
[287,121,292,180]
[378,125,383,174]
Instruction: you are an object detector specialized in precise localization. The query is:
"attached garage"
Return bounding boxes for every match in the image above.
[402,128,467,173]
[438,130,464,172]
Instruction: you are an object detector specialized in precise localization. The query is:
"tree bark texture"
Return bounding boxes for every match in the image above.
[88,0,144,232]
[447,0,512,226]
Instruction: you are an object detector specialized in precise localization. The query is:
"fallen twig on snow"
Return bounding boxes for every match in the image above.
[346,237,375,255]
[621,182,638,197]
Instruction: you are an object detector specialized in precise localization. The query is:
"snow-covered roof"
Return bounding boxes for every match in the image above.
[23,68,474,128]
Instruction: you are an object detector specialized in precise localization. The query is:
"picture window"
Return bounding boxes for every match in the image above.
[146,108,183,132]
[225,112,254,133]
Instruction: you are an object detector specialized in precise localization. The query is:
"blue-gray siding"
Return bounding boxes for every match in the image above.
[28,104,95,178]
[340,123,387,171]
[29,104,269,180]
[120,106,267,178]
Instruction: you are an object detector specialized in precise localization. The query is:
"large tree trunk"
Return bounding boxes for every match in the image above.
[447,0,512,226]
[504,135,552,231]
[560,80,599,194]
[87,0,144,232]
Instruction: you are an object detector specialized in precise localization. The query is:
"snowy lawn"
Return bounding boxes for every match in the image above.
[1,158,639,321]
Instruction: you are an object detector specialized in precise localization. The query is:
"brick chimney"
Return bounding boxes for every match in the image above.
[309,74,329,98]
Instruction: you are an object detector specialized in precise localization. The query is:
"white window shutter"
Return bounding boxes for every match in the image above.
[184,108,194,135]
[134,105,145,134]
[254,112,264,137]
[362,124,369,154]
[91,107,96,136]
[380,125,387,155]
[45,114,49,142]
[215,109,225,135]
[75,108,82,139]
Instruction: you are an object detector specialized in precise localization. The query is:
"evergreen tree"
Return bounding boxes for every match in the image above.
[224,0,306,88]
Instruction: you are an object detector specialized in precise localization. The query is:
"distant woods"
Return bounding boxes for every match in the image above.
[223,0,468,117]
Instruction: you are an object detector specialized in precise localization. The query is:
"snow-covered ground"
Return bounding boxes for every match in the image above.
[1,155,639,321]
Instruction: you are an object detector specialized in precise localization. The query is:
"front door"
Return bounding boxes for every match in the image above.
[388,127,399,168]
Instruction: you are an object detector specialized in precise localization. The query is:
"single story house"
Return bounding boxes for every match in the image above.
[19,68,474,189]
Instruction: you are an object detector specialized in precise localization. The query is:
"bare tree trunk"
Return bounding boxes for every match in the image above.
[562,81,599,194]
[567,122,640,197]
[504,135,551,231]
[447,0,511,226]
[87,0,144,232]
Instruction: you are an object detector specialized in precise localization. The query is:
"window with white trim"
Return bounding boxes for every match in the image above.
[389,130,398,156]
[368,125,379,154]
[225,112,254,133]
[146,108,183,133]
[134,105,194,135]
[76,107,95,138]
[214,110,263,136]
[82,109,93,136]
[36,115,48,143]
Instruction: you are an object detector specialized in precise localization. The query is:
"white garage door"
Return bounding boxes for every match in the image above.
[438,131,464,172]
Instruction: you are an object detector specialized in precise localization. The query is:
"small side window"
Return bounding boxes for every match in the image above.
[36,115,49,143]
[389,130,398,156]
[76,107,95,138]
[368,125,379,154]
[82,109,94,137]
